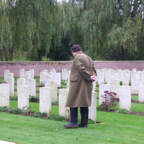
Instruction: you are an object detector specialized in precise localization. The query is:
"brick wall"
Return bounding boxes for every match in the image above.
[0,61,144,77]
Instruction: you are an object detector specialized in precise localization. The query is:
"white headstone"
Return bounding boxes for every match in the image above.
[67,78,70,89]
[8,77,14,97]
[18,85,29,110]
[49,80,57,101]
[99,84,110,105]
[54,73,61,87]
[119,86,131,111]
[131,76,140,94]
[0,84,9,107]
[17,78,26,96]
[29,79,36,96]
[20,68,25,78]
[40,72,46,85]
[89,91,97,123]
[59,89,69,118]
[61,69,68,81]
[25,73,30,86]
[138,81,144,102]
[97,71,104,85]
[29,69,34,79]
[45,75,53,87]
[110,79,120,98]
[39,87,51,115]
[123,74,130,85]
[92,81,96,91]
[4,70,10,83]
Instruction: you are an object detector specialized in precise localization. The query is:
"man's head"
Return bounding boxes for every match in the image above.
[71,45,82,57]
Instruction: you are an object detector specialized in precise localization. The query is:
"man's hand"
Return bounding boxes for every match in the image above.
[91,75,96,82]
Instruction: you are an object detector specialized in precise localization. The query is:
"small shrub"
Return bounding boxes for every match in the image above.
[9,108,22,114]
[10,96,18,101]
[47,115,66,121]
[33,112,42,118]
[41,112,48,117]
[52,101,59,105]
[115,109,129,114]
[29,96,39,103]
[97,91,118,111]
[0,106,9,112]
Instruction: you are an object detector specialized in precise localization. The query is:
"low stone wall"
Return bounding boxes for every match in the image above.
[0,61,144,77]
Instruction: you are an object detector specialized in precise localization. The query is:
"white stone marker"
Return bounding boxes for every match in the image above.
[20,68,25,78]
[67,78,70,89]
[61,69,68,81]
[123,74,130,85]
[0,84,9,108]
[29,79,36,96]
[59,89,69,118]
[54,73,61,87]
[40,72,46,85]
[30,69,34,79]
[99,84,110,105]
[18,85,29,110]
[9,73,14,78]
[0,140,16,144]
[140,72,144,81]
[110,79,120,98]
[131,76,140,94]
[45,75,53,87]
[138,81,144,102]
[89,91,97,123]
[92,81,96,91]
[119,86,131,111]
[8,77,14,97]
[17,78,26,96]
[25,73,30,86]
[49,80,57,101]
[40,87,51,115]
[97,71,104,85]
[4,70,10,83]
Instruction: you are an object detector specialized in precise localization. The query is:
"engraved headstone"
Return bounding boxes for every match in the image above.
[49,80,57,101]
[18,85,29,110]
[39,87,51,115]
[119,86,131,111]
[59,89,69,118]
[29,79,36,96]
[0,84,9,107]
[138,81,144,102]
[89,91,97,123]
[17,78,26,96]
[20,69,25,78]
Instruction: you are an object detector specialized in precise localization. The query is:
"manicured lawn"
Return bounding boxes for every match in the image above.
[1,77,144,143]
[0,110,144,144]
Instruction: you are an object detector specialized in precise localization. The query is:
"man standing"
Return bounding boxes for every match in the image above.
[64,45,97,128]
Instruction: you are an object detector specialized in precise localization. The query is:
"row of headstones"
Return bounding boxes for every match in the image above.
[97,68,144,94]
[0,83,97,122]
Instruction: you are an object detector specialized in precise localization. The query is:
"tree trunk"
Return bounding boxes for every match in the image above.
[0,49,4,61]
[3,47,8,61]
[121,46,129,60]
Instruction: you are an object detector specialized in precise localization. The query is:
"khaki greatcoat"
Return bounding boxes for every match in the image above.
[65,51,96,107]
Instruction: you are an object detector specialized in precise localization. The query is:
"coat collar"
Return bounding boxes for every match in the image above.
[75,51,83,56]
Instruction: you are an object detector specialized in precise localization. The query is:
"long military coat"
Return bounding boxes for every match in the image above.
[65,51,96,107]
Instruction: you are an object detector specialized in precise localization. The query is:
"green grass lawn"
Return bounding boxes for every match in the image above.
[0,110,144,144]
[1,78,144,143]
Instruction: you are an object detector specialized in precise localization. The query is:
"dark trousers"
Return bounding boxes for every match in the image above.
[70,107,89,124]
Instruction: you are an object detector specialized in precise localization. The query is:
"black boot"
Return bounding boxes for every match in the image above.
[64,107,78,128]
[79,107,88,128]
